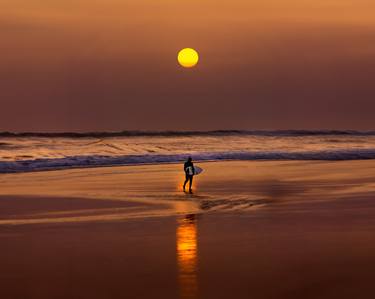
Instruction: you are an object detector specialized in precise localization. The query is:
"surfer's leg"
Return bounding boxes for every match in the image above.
[189,176,193,192]
[183,174,189,191]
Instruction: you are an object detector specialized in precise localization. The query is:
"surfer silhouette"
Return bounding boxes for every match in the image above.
[183,157,195,193]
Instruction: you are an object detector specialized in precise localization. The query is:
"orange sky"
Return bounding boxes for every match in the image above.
[1,0,375,131]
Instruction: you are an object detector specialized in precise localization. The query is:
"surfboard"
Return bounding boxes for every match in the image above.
[194,166,203,175]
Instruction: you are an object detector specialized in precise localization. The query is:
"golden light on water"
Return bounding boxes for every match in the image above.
[177,215,198,298]
[178,48,199,68]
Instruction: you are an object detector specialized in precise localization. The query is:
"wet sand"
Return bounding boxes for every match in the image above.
[1,161,375,298]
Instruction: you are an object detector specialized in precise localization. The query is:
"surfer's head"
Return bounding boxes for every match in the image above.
[187,156,192,162]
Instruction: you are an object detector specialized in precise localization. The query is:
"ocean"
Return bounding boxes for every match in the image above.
[1,130,375,173]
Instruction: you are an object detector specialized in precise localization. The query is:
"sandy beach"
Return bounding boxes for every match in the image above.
[1,160,375,298]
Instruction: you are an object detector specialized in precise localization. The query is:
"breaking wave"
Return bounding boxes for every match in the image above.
[2,149,375,173]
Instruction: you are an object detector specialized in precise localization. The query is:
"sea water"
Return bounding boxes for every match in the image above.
[1,130,375,173]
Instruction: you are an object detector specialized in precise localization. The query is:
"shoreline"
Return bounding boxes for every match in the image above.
[1,160,375,225]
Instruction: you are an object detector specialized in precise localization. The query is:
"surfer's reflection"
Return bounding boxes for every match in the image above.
[176,214,198,299]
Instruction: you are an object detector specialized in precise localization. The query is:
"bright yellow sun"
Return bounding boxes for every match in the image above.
[178,48,199,68]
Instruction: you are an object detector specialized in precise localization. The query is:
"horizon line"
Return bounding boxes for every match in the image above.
[1,129,375,138]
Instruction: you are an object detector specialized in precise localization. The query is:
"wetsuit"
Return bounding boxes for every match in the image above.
[183,161,194,192]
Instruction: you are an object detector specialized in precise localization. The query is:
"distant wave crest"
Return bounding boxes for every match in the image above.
[2,130,375,138]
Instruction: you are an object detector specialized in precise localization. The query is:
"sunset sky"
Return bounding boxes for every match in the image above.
[1,0,375,131]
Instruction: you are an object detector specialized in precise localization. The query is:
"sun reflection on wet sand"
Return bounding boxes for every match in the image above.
[177,214,198,299]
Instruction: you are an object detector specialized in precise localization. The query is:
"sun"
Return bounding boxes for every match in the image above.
[178,48,199,68]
